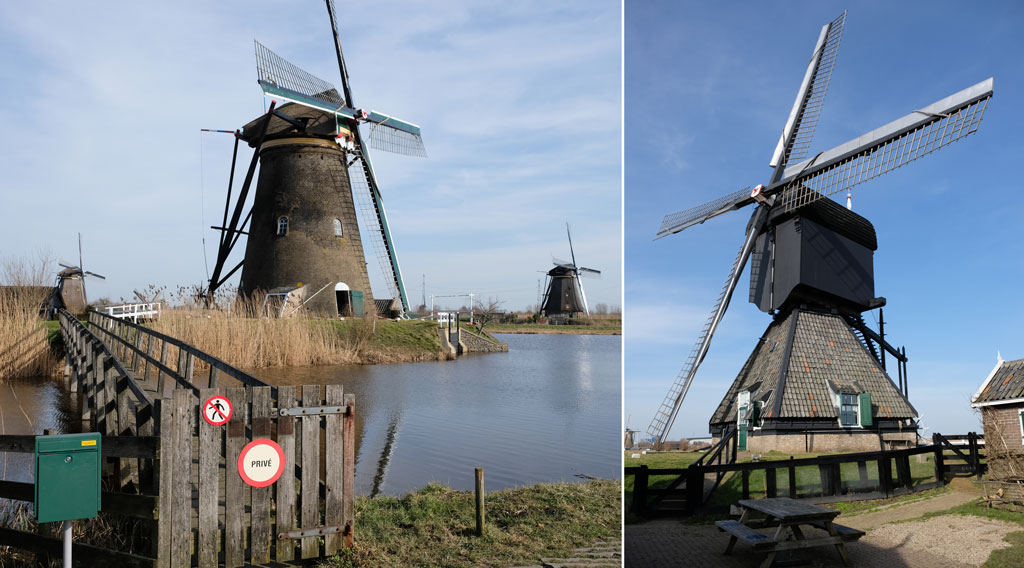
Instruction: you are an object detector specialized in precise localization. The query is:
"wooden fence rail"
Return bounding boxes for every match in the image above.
[627,434,985,516]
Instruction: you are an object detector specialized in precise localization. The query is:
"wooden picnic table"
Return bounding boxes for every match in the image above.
[716,497,863,568]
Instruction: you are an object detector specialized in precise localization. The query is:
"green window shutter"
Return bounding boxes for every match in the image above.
[859,393,873,427]
[1019,410,1024,440]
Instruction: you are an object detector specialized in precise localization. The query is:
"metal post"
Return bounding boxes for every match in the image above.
[63,520,72,566]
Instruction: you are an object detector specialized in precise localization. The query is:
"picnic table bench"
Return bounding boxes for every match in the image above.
[715,497,863,567]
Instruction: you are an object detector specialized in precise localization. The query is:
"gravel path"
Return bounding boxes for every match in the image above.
[625,491,1022,567]
[841,490,978,531]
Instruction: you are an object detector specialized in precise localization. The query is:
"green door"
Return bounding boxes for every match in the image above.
[351,291,365,317]
[738,424,747,451]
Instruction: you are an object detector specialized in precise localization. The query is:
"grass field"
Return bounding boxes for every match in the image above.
[319,480,620,568]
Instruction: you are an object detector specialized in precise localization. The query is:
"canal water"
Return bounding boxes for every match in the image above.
[255,333,622,496]
[2,333,621,497]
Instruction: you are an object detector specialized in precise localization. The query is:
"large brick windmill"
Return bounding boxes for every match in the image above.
[205,0,424,317]
[647,11,993,452]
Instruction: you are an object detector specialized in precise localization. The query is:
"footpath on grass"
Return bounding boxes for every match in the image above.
[625,481,1024,568]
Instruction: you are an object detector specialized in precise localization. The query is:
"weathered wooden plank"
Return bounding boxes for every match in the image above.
[343,392,355,547]
[171,389,194,568]
[300,385,321,559]
[324,384,344,554]
[197,388,220,568]
[0,480,158,519]
[132,327,144,371]
[184,354,195,387]
[117,376,137,489]
[103,363,120,437]
[157,342,169,396]
[143,334,154,382]
[209,366,219,389]
[224,386,247,568]
[156,399,173,568]
[0,527,156,568]
[275,386,297,562]
[251,386,273,564]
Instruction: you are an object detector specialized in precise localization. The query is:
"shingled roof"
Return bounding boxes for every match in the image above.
[710,309,916,427]
[971,356,1024,406]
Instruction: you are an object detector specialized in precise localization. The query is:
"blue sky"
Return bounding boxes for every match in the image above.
[0,1,621,313]
[625,1,1024,439]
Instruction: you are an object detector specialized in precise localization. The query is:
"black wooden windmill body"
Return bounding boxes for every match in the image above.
[540,224,601,319]
[647,11,993,448]
[206,0,424,317]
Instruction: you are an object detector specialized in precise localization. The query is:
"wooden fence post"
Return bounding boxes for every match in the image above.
[741,470,750,499]
[633,465,649,516]
[475,468,485,537]
[686,465,703,514]
[766,467,777,498]
[156,399,173,568]
[969,432,981,479]
[879,457,893,497]
[788,466,797,498]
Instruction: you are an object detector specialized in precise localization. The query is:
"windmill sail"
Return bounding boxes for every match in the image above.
[770,11,846,172]
[254,41,426,158]
[648,207,767,443]
[776,78,992,212]
[657,187,751,239]
[348,149,409,313]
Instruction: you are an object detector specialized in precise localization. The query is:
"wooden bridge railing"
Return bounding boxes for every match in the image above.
[0,310,355,567]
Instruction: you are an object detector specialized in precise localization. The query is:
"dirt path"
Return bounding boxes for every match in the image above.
[841,490,978,530]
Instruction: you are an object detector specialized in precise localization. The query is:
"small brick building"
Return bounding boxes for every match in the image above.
[971,356,1024,467]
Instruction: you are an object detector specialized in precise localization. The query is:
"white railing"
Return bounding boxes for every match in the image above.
[104,302,161,323]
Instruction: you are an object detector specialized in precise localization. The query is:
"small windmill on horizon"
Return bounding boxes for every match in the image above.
[205,0,425,318]
[645,11,993,452]
[540,223,601,321]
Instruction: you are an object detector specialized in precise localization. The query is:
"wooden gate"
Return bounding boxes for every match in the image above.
[157,385,354,568]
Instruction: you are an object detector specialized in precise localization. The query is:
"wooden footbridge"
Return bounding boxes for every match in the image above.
[0,309,355,567]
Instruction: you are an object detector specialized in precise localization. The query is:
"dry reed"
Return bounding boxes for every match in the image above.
[0,254,59,381]
[150,293,379,369]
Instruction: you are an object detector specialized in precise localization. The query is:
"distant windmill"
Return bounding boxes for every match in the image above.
[205,0,425,318]
[647,11,993,450]
[540,224,601,319]
[55,233,106,315]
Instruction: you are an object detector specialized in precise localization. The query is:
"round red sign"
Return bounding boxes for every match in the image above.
[202,396,233,426]
[237,438,285,488]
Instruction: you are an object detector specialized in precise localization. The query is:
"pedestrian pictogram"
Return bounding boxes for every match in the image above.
[237,439,285,488]
[202,396,233,426]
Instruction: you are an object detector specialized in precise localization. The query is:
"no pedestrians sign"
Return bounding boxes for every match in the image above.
[202,396,232,426]
[237,438,285,488]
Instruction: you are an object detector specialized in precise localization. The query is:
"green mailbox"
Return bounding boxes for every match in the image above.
[34,433,102,523]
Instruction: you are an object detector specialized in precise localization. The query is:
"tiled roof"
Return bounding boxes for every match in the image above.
[710,309,916,426]
[973,357,1024,404]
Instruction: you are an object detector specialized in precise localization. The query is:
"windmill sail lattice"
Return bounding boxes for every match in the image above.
[647,214,760,441]
[771,11,845,170]
[778,81,990,212]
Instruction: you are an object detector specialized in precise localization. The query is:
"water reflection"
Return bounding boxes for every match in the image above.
[255,333,621,496]
[0,377,77,484]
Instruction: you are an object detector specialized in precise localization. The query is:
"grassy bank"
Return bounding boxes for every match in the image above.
[321,479,620,568]
[488,319,621,335]
[150,309,449,368]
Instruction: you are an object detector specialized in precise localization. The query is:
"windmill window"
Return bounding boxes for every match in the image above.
[840,393,859,426]
[333,218,343,237]
[277,216,289,236]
